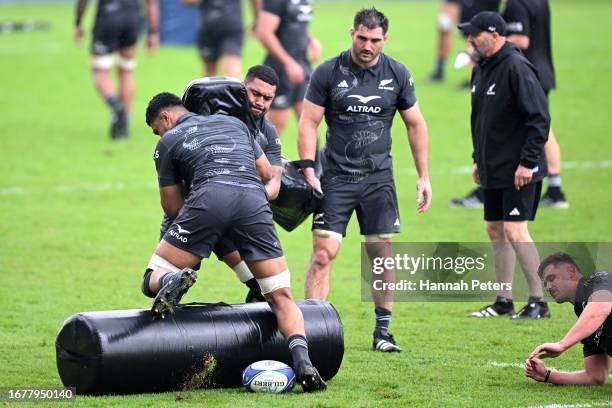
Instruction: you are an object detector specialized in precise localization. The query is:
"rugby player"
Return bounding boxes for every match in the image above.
[526,253,612,385]
[183,0,259,78]
[74,0,159,139]
[142,92,326,392]
[156,65,283,303]
[255,0,321,136]
[298,8,432,352]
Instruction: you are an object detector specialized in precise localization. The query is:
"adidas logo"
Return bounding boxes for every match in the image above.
[337,80,349,88]
[509,208,520,216]
[394,218,400,226]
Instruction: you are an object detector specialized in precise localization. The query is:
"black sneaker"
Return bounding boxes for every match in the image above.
[295,361,327,392]
[151,268,197,319]
[110,106,129,139]
[373,330,402,352]
[540,188,569,209]
[428,70,444,83]
[511,301,551,320]
[468,301,515,318]
[449,187,484,208]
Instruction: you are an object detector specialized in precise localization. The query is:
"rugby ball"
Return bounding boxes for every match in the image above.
[242,360,295,393]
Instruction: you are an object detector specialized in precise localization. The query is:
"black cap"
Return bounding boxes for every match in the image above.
[458,11,507,36]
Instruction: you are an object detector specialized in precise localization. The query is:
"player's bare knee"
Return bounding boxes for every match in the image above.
[485,222,505,241]
[503,223,527,242]
[264,287,293,308]
[438,12,453,33]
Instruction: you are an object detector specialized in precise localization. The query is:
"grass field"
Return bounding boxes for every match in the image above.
[1,0,612,406]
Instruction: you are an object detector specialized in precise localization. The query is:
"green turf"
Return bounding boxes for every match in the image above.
[1,0,611,407]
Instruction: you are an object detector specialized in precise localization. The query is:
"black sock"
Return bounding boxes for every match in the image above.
[436,57,445,74]
[105,95,123,112]
[495,296,513,304]
[288,334,311,365]
[374,306,392,335]
[244,278,261,293]
[158,271,179,289]
[528,296,545,304]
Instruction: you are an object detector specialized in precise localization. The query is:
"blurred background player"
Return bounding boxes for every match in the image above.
[298,8,431,352]
[526,253,611,385]
[74,0,159,139]
[182,0,260,79]
[256,0,321,136]
[503,0,568,208]
[450,0,568,208]
[429,0,500,85]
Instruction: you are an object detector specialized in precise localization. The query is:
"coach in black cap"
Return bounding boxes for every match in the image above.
[459,12,552,320]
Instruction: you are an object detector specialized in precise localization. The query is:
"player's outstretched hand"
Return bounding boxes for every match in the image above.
[530,342,565,359]
[416,177,432,213]
[524,357,548,382]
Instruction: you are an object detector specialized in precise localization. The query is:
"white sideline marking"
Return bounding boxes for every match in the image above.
[0,182,128,196]
[397,160,612,176]
[518,402,612,408]
[0,160,611,197]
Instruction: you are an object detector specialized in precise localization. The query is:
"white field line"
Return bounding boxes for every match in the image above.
[517,402,612,408]
[1,160,611,197]
[397,160,612,176]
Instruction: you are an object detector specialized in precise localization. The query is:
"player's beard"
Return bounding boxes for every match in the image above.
[353,45,380,66]
[470,38,490,62]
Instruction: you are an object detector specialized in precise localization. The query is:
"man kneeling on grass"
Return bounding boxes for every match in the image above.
[525,252,612,385]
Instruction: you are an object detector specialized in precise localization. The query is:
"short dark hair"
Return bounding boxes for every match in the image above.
[353,8,389,35]
[245,65,279,88]
[537,252,582,279]
[145,92,185,126]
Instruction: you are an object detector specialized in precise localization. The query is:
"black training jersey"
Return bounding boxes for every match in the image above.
[153,113,264,191]
[262,0,312,62]
[574,271,612,357]
[502,0,555,91]
[199,0,242,29]
[255,117,282,166]
[470,42,549,189]
[306,50,416,183]
[95,0,139,18]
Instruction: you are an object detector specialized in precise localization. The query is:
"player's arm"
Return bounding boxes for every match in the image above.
[255,7,304,83]
[525,355,610,385]
[144,0,160,53]
[399,103,432,213]
[74,0,88,46]
[250,0,262,36]
[159,184,184,219]
[297,99,325,193]
[255,154,275,198]
[266,165,282,200]
[531,294,612,359]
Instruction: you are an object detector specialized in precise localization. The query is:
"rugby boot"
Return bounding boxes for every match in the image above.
[511,301,551,320]
[449,187,484,208]
[373,329,402,352]
[151,268,197,319]
[540,188,569,209]
[468,301,515,318]
[295,360,327,392]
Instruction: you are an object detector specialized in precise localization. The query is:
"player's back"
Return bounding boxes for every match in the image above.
[156,113,263,191]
